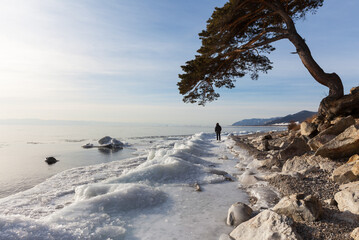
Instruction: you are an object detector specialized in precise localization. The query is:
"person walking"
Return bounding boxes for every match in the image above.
[215,123,222,141]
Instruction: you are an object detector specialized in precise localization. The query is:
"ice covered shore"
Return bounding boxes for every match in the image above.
[0,132,263,240]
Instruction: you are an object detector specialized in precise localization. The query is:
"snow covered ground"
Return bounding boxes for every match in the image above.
[0,132,277,239]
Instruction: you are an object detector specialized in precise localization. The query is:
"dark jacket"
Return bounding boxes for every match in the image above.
[215,124,222,133]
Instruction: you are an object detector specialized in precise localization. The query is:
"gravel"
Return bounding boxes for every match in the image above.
[232,132,358,240]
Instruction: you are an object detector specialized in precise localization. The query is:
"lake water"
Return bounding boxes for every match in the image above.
[0,123,285,240]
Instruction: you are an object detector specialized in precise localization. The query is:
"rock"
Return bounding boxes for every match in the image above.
[300,121,317,138]
[262,134,272,140]
[279,141,288,149]
[351,227,359,240]
[324,198,336,206]
[300,155,338,173]
[333,210,359,224]
[263,154,280,169]
[279,137,311,161]
[331,162,359,184]
[312,115,322,126]
[271,165,281,172]
[229,210,302,240]
[334,181,359,216]
[308,115,355,151]
[352,161,359,176]
[82,143,94,149]
[308,135,335,151]
[348,154,359,163]
[315,124,359,159]
[318,160,337,173]
[282,155,319,175]
[226,202,253,227]
[272,193,322,222]
[45,157,58,165]
[98,136,124,149]
[111,138,123,147]
[318,121,331,132]
[258,139,269,151]
[350,86,359,95]
[98,136,113,145]
[237,172,260,187]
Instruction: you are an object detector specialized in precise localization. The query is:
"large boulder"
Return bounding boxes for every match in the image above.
[306,155,338,173]
[308,116,355,151]
[315,124,359,159]
[300,121,317,138]
[331,162,359,184]
[334,181,359,215]
[282,155,319,175]
[279,137,311,161]
[229,210,302,240]
[272,193,322,222]
[282,154,337,173]
[226,202,253,227]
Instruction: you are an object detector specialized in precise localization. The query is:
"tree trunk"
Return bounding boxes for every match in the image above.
[281,13,344,121]
[287,31,344,100]
[271,0,344,100]
[318,89,359,120]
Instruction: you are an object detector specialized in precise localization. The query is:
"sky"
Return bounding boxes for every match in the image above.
[0,0,358,126]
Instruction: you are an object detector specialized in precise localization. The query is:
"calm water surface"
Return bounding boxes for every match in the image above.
[0,124,285,198]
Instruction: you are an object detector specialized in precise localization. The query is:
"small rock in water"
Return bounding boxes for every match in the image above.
[45,157,58,165]
[194,183,201,192]
[98,136,124,149]
[82,143,94,149]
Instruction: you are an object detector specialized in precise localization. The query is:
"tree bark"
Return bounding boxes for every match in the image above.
[318,90,359,120]
[288,31,344,99]
[276,6,345,121]
[288,30,345,120]
[269,1,344,100]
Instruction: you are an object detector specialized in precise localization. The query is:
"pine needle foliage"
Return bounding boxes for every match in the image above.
[178,0,324,105]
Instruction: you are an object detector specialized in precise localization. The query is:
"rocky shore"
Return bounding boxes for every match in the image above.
[222,114,359,240]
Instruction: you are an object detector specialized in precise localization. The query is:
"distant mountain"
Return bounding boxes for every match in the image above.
[266,110,317,125]
[232,110,317,126]
[232,117,280,126]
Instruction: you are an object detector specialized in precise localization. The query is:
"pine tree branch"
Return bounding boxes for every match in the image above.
[233,33,289,54]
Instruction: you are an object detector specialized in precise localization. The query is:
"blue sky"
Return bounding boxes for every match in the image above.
[0,0,358,125]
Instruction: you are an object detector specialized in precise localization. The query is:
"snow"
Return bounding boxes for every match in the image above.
[0,131,276,240]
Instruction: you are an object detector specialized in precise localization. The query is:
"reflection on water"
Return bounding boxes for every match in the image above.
[97,147,122,155]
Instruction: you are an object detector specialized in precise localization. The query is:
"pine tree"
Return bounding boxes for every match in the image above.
[178,0,344,108]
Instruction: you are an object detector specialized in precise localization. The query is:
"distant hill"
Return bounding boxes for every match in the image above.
[232,117,280,126]
[266,110,317,125]
[232,110,317,126]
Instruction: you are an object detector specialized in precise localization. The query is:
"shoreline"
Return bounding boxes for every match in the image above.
[226,130,357,240]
